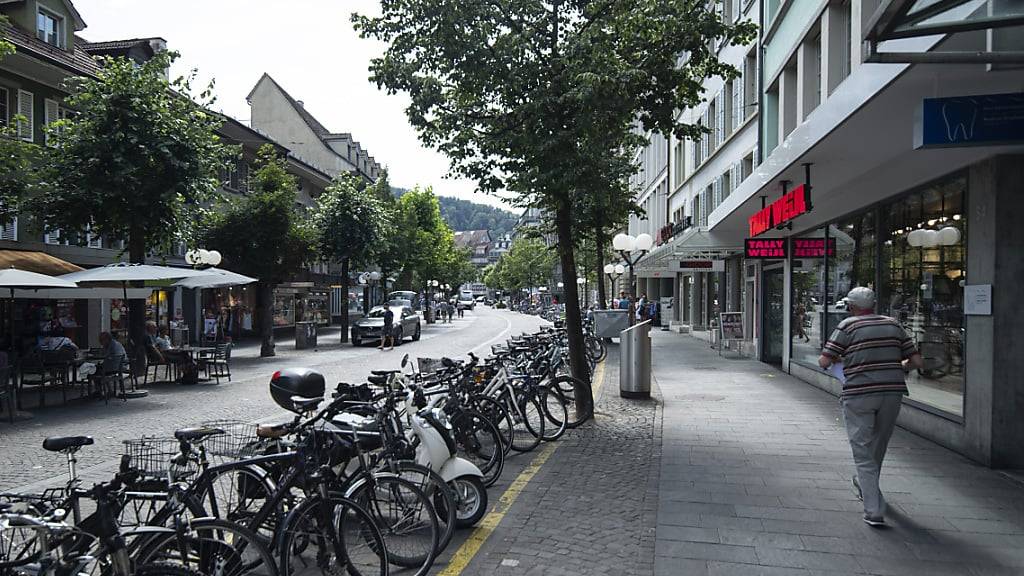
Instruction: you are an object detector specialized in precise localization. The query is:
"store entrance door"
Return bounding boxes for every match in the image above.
[761,265,785,365]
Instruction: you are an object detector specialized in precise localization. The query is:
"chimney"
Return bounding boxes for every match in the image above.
[297,100,304,108]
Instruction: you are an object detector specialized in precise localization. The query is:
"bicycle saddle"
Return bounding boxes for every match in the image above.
[42,436,94,453]
[174,426,225,443]
[370,369,400,376]
[367,374,388,386]
[292,395,324,412]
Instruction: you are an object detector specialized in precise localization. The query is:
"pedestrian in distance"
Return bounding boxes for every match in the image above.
[380,306,395,351]
[818,287,923,527]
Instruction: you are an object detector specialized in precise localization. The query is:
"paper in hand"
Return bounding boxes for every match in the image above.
[827,361,846,384]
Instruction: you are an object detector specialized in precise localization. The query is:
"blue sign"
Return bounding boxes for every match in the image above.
[915,92,1024,149]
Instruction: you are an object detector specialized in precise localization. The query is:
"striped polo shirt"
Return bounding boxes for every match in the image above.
[822,314,916,397]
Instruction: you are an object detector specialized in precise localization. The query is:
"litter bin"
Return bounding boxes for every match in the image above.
[620,320,652,399]
[295,321,317,350]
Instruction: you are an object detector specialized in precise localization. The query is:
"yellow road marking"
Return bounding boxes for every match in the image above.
[439,360,608,575]
[438,442,559,575]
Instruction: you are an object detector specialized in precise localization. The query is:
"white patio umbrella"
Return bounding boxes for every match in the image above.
[173,267,257,289]
[0,268,78,366]
[60,263,217,397]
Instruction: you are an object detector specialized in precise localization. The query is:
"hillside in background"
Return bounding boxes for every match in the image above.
[394,188,518,237]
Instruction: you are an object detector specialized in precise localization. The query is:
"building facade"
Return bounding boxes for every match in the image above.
[627,0,1024,468]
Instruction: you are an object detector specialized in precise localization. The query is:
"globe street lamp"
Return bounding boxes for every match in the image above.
[612,233,653,323]
[576,276,587,308]
[185,249,222,268]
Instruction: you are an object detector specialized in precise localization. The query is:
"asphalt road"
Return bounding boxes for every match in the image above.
[0,305,548,491]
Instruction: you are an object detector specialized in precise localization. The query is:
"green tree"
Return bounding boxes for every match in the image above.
[353,1,756,402]
[493,237,557,302]
[313,173,389,343]
[0,15,15,59]
[32,51,230,351]
[198,145,316,357]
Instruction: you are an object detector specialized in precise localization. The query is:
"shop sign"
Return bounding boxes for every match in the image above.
[744,239,787,259]
[748,185,811,237]
[671,260,725,272]
[792,238,836,258]
[916,92,1024,149]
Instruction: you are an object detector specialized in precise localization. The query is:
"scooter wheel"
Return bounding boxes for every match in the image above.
[451,475,488,528]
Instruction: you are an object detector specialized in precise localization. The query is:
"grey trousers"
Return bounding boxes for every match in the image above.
[840,392,903,518]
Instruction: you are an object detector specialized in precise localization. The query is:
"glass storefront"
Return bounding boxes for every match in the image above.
[787,171,967,416]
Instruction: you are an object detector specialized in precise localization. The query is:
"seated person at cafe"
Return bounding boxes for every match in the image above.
[99,331,126,370]
[37,328,78,353]
[154,327,172,351]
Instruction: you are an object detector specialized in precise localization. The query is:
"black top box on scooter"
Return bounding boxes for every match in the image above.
[270,368,326,413]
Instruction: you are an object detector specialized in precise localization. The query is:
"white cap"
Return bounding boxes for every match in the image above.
[846,287,876,309]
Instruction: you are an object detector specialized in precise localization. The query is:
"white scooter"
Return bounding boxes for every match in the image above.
[403,383,489,528]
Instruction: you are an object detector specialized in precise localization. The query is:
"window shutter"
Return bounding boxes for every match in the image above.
[733,77,743,131]
[17,90,33,142]
[44,228,60,245]
[0,87,8,124]
[86,225,102,248]
[731,163,740,193]
[715,95,725,145]
[0,218,17,241]
[753,143,760,167]
[44,99,58,144]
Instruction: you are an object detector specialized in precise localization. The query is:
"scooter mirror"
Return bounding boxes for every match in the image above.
[401,354,409,368]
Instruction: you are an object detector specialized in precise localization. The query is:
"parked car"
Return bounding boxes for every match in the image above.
[351,304,422,346]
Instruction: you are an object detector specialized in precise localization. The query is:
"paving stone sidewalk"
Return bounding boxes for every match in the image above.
[652,332,1024,576]
[456,345,661,576]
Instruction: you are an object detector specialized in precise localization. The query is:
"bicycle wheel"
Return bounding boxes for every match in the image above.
[345,474,439,574]
[549,375,593,428]
[472,394,514,455]
[507,389,544,452]
[135,562,207,576]
[200,464,281,540]
[537,384,568,442]
[387,461,456,554]
[451,410,505,487]
[279,494,387,576]
[134,517,279,576]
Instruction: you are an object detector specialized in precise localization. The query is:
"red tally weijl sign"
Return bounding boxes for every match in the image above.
[792,238,835,258]
[744,238,836,259]
[745,239,786,258]
[748,184,810,237]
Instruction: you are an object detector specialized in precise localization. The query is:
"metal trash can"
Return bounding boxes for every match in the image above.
[620,320,652,398]
[295,321,317,349]
[593,309,631,339]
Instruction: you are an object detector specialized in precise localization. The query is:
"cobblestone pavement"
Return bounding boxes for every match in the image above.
[448,343,661,576]
[0,307,545,491]
[652,332,1024,576]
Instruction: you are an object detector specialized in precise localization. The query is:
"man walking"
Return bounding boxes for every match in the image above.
[819,287,922,527]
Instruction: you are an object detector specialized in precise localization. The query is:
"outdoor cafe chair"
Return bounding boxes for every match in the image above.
[143,346,175,384]
[18,351,60,408]
[204,343,232,383]
[0,365,13,423]
[94,353,127,404]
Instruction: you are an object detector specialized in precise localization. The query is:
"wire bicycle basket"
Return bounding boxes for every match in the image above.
[121,437,196,481]
[199,419,263,461]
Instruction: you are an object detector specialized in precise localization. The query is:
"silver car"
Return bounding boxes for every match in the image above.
[351,304,422,346]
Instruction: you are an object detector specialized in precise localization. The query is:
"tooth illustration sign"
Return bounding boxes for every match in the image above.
[916,92,1024,149]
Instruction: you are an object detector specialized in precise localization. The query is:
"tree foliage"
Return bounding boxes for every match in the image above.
[484,237,556,295]
[0,15,14,59]
[31,51,231,258]
[197,145,316,356]
[353,0,756,386]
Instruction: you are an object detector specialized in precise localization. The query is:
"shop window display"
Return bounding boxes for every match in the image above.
[791,227,827,367]
[788,172,966,416]
[881,175,966,416]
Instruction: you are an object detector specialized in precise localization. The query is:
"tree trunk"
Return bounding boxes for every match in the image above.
[340,258,350,343]
[257,281,275,357]
[554,198,593,419]
[595,226,607,310]
[127,233,147,369]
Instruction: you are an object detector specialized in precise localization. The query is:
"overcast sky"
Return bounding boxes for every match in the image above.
[73,0,515,211]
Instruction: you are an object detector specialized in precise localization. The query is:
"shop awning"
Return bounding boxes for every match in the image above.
[635,227,742,274]
[8,287,155,300]
[0,250,83,275]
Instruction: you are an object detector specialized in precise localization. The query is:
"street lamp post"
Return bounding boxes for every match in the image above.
[603,263,625,307]
[576,276,586,308]
[612,233,653,323]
